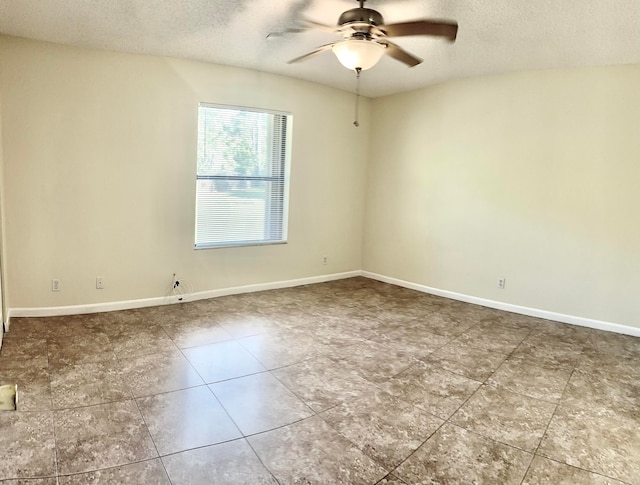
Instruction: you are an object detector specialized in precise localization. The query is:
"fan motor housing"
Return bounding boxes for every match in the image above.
[338,8,384,27]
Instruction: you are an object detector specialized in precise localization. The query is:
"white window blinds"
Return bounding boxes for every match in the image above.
[195,104,291,249]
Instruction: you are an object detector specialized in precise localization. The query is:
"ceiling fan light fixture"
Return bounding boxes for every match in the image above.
[332,39,385,70]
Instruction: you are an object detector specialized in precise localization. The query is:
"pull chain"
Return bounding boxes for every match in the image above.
[354,67,362,127]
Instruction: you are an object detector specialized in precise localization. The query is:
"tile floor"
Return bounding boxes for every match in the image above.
[0,277,639,484]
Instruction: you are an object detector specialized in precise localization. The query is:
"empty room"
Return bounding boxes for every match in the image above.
[0,1,638,484]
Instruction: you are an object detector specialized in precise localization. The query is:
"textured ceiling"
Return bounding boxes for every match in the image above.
[1,0,639,98]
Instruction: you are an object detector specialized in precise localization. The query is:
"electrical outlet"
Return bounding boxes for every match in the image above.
[96,277,104,289]
[52,279,60,292]
[322,255,328,265]
[497,277,506,289]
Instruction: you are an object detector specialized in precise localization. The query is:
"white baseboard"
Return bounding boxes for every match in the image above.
[7,269,638,338]
[8,271,362,319]
[362,271,640,337]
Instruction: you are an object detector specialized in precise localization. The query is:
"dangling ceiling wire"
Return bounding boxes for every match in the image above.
[354,67,362,127]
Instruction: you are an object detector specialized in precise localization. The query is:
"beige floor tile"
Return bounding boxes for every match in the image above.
[425,338,510,381]
[377,475,410,484]
[488,358,573,402]
[320,389,444,469]
[249,415,388,484]
[561,367,639,419]
[512,335,591,369]
[58,459,170,484]
[119,350,205,397]
[238,330,330,370]
[47,319,107,342]
[101,313,157,334]
[47,334,117,368]
[54,400,157,474]
[109,325,177,358]
[272,356,379,412]
[529,322,595,345]
[0,411,56,480]
[162,439,277,485]
[450,385,557,452]
[137,385,241,455]
[2,318,49,340]
[456,321,531,353]
[160,317,234,349]
[363,321,452,357]
[50,360,131,409]
[576,351,640,378]
[377,301,446,322]
[523,455,625,485]
[1,478,58,484]
[210,372,314,436]
[380,361,482,419]
[443,302,507,322]
[538,404,640,483]
[142,301,204,321]
[412,311,477,337]
[328,340,421,384]
[302,317,367,347]
[217,312,282,338]
[0,338,49,369]
[394,423,532,485]
[0,366,51,411]
[183,340,266,383]
[267,308,326,332]
[589,330,640,360]
[493,312,546,329]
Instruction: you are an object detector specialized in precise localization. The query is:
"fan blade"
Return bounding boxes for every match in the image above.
[267,20,337,39]
[303,20,339,33]
[381,41,423,67]
[267,28,309,39]
[381,20,458,41]
[288,43,336,64]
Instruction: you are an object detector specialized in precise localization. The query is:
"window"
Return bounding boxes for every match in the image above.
[195,104,291,249]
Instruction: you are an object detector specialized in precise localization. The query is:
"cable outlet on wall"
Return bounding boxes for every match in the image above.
[322,255,328,265]
[497,277,506,289]
[51,279,60,292]
[96,276,105,290]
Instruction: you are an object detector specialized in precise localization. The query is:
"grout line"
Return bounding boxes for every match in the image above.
[184,345,246,438]
[54,457,172,481]
[380,413,449,479]
[382,326,536,481]
[268,369,321,419]
[130,382,173,483]
[523,454,635,485]
[46,338,62,484]
[234,436,281,484]
[107,322,172,483]
[517,365,573,485]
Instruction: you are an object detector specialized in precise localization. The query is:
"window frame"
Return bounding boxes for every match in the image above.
[194,103,292,250]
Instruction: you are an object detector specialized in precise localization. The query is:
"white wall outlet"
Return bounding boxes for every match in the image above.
[96,276,104,289]
[497,277,506,289]
[322,255,328,265]
[52,279,60,292]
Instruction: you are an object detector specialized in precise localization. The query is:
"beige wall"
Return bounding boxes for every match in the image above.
[0,36,370,308]
[2,35,638,330]
[364,66,640,329]
[0,90,5,338]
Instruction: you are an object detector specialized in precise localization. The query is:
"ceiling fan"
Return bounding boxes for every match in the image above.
[270,0,458,71]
